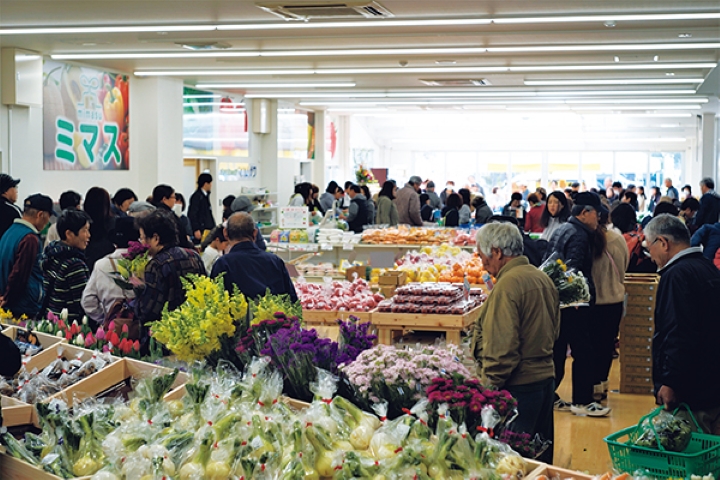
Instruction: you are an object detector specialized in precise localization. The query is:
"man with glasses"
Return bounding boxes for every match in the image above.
[645,214,720,434]
[543,192,611,417]
[0,194,55,319]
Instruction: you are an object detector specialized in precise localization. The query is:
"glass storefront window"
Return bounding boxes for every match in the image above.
[548,152,581,192]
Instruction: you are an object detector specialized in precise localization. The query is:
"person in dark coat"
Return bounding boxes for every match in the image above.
[472,196,494,225]
[0,174,21,240]
[694,177,720,229]
[188,173,215,243]
[151,185,194,249]
[645,214,720,434]
[83,187,116,271]
[542,192,611,417]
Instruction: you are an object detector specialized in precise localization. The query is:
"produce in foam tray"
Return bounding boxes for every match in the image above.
[362,226,476,245]
[295,278,384,311]
[371,245,489,285]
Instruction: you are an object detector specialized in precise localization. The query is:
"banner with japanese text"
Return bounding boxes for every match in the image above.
[43,60,129,170]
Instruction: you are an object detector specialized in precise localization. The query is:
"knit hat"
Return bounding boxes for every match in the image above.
[231,196,256,213]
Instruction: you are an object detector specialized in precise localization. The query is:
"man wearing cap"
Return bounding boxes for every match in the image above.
[543,191,611,417]
[0,174,22,240]
[230,196,267,251]
[0,194,54,318]
[425,181,442,210]
[394,176,423,226]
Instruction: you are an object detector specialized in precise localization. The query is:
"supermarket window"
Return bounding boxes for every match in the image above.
[616,152,650,190]
[479,152,510,210]
[649,152,683,190]
[510,152,542,198]
[581,152,613,192]
[445,152,478,190]
[182,87,248,157]
[548,152,581,191]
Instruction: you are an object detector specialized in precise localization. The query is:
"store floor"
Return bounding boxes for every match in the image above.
[553,358,656,474]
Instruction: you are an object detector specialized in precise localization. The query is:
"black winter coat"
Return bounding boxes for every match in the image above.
[542,216,596,302]
[0,197,21,241]
[188,189,215,233]
[653,251,720,410]
[694,191,720,229]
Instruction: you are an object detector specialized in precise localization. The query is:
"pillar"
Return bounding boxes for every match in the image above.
[312,110,327,188]
[701,113,718,183]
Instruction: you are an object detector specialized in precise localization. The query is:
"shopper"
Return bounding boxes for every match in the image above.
[360,185,375,224]
[173,193,194,246]
[320,181,341,213]
[376,181,399,226]
[0,330,21,378]
[637,186,647,212]
[151,185,194,249]
[289,182,311,207]
[621,191,639,211]
[543,191,610,417]
[83,187,116,272]
[682,185,694,200]
[425,181,442,209]
[419,193,433,222]
[694,177,720,229]
[395,176,423,226]
[188,173,215,242]
[591,214,629,402]
[502,192,526,229]
[664,178,679,202]
[45,190,82,248]
[458,188,472,225]
[127,201,156,218]
[230,196,267,251]
[440,181,454,206]
[0,194,54,319]
[647,186,662,212]
[524,193,544,233]
[200,225,229,272]
[678,197,700,231]
[472,196,493,225]
[42,209,92,323]
[341,185,369,233]
[135,210,205,339]
[211,212,297,303]
[472,222,560,463]
[645,214,720,433]
[441,193,462,227]
[221,195,236,222]
[0,174,21,240]
[691,221,720,262]
[81,216,139,326]
[111,188,137,218]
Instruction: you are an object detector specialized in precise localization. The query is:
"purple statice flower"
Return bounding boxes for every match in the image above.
[123,241,150,260]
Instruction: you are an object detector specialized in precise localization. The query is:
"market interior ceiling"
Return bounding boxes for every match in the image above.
[0,0,719,116]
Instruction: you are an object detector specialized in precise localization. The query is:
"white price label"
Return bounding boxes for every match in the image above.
[321,243,333,251]
[343,243,354,251]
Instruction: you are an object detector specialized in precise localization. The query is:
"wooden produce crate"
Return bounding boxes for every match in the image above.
[51,357,188,408]
[526,463,593,480]
[372,304,482,346]
[1,395,33,427]
[619,353,653,367]
[0,453,92,480]
[2,326,65,352]
[621,314,654,327]
[302,308,374,325]
[22,343,108,373]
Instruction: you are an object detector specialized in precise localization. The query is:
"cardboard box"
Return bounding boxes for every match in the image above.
[345,265,366,281]
[380,285,397,298]
[378,270,408,285]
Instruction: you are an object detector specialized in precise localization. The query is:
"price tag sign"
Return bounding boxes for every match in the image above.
[321,243,333,251]
[343,243,354,251]
[463,275,471,301]
[279,206,309,229]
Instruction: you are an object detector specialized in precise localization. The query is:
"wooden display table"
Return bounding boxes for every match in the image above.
[372,304,483,346]
[302,309,374,325]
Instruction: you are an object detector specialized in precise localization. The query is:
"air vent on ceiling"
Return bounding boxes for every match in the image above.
[177,42,232,51]
[420,79,492,87]
[257,2,393,20]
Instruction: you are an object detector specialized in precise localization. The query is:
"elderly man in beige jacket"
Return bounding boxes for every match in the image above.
[394,175,423,226]
[472,222,560,464]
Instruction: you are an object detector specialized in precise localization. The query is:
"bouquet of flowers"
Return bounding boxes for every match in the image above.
[341,343,472,419]
[110,241,150,291]
[355,164,374,185]
[235,312,299,362]
[336,315,377,365]
[540,255,591,305]
[496,430,551,459]
[0,307,28,326]
[426,374,517,433]
[249,289,303,325]
[149,274,248,362]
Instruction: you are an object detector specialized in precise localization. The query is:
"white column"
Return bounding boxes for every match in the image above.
[129,76,184,197]
[312,110,327,188]
[701,113,718,182]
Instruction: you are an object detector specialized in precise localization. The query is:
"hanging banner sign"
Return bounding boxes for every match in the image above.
[43,60,129,170]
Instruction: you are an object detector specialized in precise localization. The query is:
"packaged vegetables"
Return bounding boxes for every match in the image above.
[295,278,384,312]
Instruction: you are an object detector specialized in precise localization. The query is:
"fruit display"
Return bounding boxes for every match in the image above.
[295,278,384,311]
[295,262,342,277]
[377,283,485,315]
[369,245,491,285]
[362,226,473,245]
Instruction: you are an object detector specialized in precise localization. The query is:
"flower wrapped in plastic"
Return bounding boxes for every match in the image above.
[149,274,247,362]
[539,253,591,306]
[110,241,150,291]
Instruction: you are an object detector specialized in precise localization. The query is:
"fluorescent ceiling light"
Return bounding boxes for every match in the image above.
[50,42,720,61]
[182,102,244,107]
[182,94,222,98]
[245,90,700,99]
[570,105,701,110]
[0,25,215,35]
[326,108,390,113]
[299,100,704,108]
[6,12,720,36]
[195,83,356,89]
[492,13,720,24]
[525,78,705,85]
[135,62,717,77]
[565,98,706,104]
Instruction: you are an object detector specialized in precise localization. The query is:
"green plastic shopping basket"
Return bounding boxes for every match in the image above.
[604,405,720,478]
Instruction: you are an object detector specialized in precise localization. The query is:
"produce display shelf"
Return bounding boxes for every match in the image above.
[302,308,374,325]
[2,326,66,351]
[371,304,483,346]
[1,395,34,428]
[526,463,594,480]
